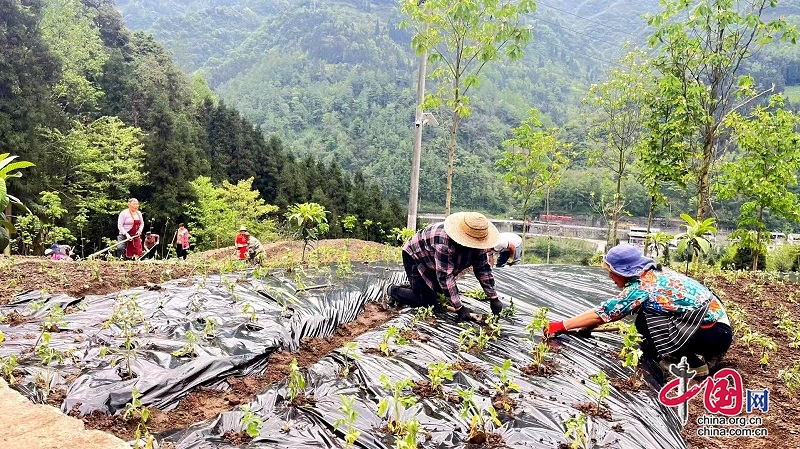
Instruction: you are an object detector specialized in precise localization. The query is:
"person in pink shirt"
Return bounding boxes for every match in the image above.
[175,223,190,260]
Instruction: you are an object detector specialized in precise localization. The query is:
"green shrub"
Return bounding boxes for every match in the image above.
[766,244,800,272]
[523,237,597,265]
[719,245,766,271]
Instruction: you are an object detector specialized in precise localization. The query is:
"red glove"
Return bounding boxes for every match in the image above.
[544,320,566,338]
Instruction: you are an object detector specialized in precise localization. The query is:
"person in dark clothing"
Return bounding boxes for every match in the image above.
[386,212,505,321]
[544,244,732,378]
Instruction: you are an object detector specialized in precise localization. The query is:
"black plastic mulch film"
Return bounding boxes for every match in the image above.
[0,264,686,448]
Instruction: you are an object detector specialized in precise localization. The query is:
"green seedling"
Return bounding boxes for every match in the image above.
[492,359,521,408]
[740,330,777,366]
[243,302,257,323]
[618,322,643,386]
[377,374,416,435]
[28,299,46,314]
[563,413,589,449]
[777,361,800,398]
[42,305,67,331]
[774,310,800,348]
[525,307,550,340]
[203,317,219,339]
[456,387,501,443]
[333,395,360,448]
[458,326,491,353]
[102,294,149,376]
[288,358,306,403]
[586,371,611,408]
[0,354,18,384]
[123,387,151,424]
[36,332,65,366]
[499,297,516,318]
[411,305,435,327]
[485,314,501,340]
[530,340,551,373]
[171,330,198,358]
[340,342,360,377]
[427,361,454,392]
[377,325,407,356]
[461,288,487,300]
[394,417,420,449]
[240,405,263,438]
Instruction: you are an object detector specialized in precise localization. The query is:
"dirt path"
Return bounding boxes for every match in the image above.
[0,379,128,449]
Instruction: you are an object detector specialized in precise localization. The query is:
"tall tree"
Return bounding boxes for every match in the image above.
[497,109,570,263]
[585,50,649,247]
[401,0,535,214]
[718,94,800,270]
[40,0,108,114]
[646,0,797,222]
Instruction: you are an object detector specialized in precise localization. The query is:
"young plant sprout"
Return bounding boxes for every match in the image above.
[459,325,492,353]
[240,405,263,438]
[333,395,360,448]
[377,374,417,435]
[456,387,501,444]
[525,307,550,340]
[288,358,306,403]
[618,322,643,382]
[427,361,454,392]
[0,355,18,384]
[777,361,800,398]
[123,386,150,424]
[394,417,420,449]
[340,342,360,376]
[171,330,198,358]
[499,297,516,318]
[42,305,67,331]
[492,359,521,397]
[530,340,551,372]
[461,288,487,300]
[411,305,435,327]
[377,325,407,356]
[242,302,257,323]
[203,317,219,339]
[563,413,589,449]
[586,371,611,408]
[740,330,777,367]
[485,314,501,340]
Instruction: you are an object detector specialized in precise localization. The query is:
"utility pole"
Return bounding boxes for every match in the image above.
[407,0,429,231]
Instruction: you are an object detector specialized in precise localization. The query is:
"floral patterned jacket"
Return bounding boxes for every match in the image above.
[595,268,728,325]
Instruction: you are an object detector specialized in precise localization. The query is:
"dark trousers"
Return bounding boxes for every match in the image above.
[176,245,188,260]
[389,252,443,308]
[635,312,733,368]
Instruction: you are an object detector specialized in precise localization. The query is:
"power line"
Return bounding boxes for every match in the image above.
[534,16,632,49]
[537,1,642,38]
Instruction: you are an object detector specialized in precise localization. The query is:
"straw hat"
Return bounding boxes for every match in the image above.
[443,212,500,249]
[238,226,247,232]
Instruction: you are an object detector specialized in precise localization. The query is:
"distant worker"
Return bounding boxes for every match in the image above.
[544,244,732,378]
[142,231,160,259]
[385,212,504,320]
[488,232,523,267]
[246,232,264,264]
[235,226,249,260]
[175,223,190,260]
[117,198,144,259]
[45,244,73,261]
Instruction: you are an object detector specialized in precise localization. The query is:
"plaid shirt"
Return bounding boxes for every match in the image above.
[402,222,496,309]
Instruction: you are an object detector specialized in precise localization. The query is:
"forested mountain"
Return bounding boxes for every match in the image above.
[1,0,404,255]
[112,0,800,228]
[110,0,657,213]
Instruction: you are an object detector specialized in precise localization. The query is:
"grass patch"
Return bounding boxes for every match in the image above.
[523,236,599,265]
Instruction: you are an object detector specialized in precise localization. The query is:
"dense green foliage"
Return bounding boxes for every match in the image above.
[0,0,404,255]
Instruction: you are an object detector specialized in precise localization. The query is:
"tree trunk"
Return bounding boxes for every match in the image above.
[753,205,764,271]
[644,195,656,256]
[3,204,10,256]
[546,185,551,264]
[444,82,462,216]
[696,125,714,222]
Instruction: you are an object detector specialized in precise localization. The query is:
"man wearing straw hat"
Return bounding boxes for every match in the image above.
[386,212,504,321]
